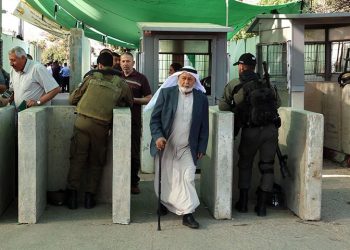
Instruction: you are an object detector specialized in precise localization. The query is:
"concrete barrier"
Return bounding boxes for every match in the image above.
[305,82,343,153]
[47,106,75,192]
[0,106,15,216]
[17,106,131,224]
[18,107,48,223]
[278,107,323,220]
[199,106,234,219]
[141,108,153,173]
[112,109,131,224]
[17,104,323,222]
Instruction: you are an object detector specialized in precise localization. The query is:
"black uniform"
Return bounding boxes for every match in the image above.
[219,69,280,216]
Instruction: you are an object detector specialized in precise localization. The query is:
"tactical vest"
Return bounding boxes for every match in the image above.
[77,72,125,122]
[235,78,279,127]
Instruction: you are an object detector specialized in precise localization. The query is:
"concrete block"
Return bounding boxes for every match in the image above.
[277,107,323,220]
[69,28,90,91]
[141,108,154,173]
[112,108,131,224]
[304,82,323,114]
[0,106,15,216]
[18,107,48,224]
[69,29,84,92]
[200,106,233,219]
[322,83,342,151]
[52,93,70,105]
[98,138,113,203]
[305,82,341,152]
[47,106,75,192]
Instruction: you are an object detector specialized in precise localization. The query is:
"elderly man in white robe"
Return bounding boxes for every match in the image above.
[148,66,209,229]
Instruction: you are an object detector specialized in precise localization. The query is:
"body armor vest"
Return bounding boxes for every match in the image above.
[77,72,125,122]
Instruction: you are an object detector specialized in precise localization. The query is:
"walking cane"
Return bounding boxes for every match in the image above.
[157,149,163,231]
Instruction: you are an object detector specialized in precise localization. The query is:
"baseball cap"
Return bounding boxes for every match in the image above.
[233,53,257,66]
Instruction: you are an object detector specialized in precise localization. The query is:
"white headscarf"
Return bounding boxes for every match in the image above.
[144,66,206,112]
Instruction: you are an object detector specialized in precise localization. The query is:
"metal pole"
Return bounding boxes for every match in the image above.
[225,0,229,27]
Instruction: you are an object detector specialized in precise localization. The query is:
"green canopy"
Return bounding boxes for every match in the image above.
[24,0,302,48]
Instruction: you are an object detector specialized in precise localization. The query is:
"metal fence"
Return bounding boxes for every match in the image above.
[304,43,325,81]
[256,40,350,83]
[257,43,287,87]
[158,53,210,83]
[332,41,350,73]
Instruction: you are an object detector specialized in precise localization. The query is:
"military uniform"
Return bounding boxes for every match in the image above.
[219,69,281,216]
[219,70,279,192]
[67,70,133,194]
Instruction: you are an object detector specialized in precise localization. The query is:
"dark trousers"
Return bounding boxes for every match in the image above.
[237,124,278,192]
[61,77,69,92]
[131,123,141,186]
[67,115,109,194]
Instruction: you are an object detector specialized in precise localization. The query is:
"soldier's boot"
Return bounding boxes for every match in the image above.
[66,189,78,209]
[235,189,248,213]
[255,188,268,217]
[84,192,96,209]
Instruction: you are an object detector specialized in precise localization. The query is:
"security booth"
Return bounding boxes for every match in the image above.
[137,22,233,105]
[248,13,350,162]
[247,13,350,109]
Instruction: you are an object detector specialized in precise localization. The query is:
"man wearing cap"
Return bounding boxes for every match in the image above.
[148,66,209,229]
[219,53,279,217]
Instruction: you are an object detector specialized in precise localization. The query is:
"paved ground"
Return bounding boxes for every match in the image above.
[1,160,350,250]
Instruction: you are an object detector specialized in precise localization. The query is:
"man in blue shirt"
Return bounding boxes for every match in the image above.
[60,63,70,93]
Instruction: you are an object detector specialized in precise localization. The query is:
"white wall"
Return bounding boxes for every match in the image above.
[1,33,28,72]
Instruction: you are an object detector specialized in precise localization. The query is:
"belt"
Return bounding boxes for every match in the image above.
[77,113,111,126]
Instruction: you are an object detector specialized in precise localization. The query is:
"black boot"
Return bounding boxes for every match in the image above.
[66,189,78,209]
[235,189,248,213]
[255,188,268,216]
[182,213,199,229]
[84,192,96,209]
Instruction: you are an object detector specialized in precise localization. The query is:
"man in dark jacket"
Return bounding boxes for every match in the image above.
[149,67,209,229]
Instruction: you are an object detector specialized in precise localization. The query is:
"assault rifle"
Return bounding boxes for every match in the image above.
[262,61,291,179]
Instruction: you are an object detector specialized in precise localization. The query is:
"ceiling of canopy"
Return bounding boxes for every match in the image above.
[22,0,302,49]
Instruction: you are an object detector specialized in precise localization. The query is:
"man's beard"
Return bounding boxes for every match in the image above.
[179,85,194,94]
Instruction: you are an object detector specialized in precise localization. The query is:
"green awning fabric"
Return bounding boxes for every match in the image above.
[24,0,302,49]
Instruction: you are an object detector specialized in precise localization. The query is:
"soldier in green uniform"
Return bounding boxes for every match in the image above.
[66,52,133,209]
[219,53,280,217]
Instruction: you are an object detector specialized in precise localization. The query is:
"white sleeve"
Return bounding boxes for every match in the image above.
[34,64,59,93]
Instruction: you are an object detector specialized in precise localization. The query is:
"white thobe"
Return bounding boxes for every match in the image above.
[154,91,199,215]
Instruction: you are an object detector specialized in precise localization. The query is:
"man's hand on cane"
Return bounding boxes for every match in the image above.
[156,137,167,151]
